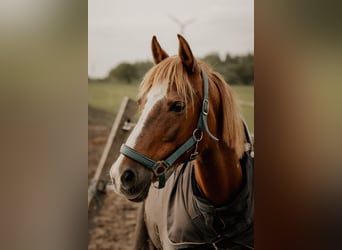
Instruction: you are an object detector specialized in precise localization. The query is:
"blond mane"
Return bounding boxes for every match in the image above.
[208,69,245,158]
[139,56,245,158]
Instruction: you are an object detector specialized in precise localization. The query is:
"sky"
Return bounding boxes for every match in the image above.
[88,0,254,78]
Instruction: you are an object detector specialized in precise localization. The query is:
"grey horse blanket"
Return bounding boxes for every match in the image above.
[140,151,254,250]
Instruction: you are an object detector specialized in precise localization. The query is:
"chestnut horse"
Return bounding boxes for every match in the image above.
[110,35,254,249]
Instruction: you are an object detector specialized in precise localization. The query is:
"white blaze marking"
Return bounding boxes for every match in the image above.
[126,81,168,147]
[110,81,168,193]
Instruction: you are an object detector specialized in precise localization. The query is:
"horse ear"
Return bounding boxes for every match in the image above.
[177,34,196,72]
[151,36,169,64]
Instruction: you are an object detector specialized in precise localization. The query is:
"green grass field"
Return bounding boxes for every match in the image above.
[231,85,254,134]
[88,81,254,133]
[88,81,139,115]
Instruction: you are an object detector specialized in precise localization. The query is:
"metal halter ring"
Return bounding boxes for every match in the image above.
[153,161,168,176]
[193,128,203,142]
[190,129,203,161]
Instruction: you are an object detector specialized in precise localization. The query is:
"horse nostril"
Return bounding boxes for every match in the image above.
[121,170,136,189]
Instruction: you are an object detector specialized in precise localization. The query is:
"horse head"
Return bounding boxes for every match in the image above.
[110,35,244,202]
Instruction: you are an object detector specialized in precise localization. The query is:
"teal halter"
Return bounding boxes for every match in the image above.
[120,71,219,188]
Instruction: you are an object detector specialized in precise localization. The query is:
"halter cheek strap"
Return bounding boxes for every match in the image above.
[120,71,218,188]
[196,71,219,141]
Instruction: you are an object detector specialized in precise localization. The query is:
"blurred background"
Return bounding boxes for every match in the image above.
[3,0,340,249]
[88,0,254,131]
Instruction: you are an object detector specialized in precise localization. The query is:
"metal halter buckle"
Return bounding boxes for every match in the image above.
[189,151,198,161]
[152,161,169,189]
[202,99,209,115]
[190,129,203,160]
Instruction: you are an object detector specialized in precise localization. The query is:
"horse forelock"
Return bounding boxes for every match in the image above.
[139,56,196,109]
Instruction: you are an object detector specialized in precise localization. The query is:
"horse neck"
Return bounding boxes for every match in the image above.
[193,141,243,206]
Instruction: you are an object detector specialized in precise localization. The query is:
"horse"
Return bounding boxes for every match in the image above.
[110,35,254,250]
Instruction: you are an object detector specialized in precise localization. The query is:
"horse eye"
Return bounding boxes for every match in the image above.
[169,101,185,113]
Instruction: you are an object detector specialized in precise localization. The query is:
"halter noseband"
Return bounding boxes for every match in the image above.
[120,71,218,188]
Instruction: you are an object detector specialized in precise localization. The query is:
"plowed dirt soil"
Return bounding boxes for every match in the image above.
[88,106,140,250]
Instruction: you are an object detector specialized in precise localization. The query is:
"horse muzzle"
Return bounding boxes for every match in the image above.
[110,156,153,202]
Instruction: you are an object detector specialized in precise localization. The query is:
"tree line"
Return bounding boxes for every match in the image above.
[97,52,253,85]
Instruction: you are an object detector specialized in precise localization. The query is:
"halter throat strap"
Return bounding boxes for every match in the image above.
[120,71,218,188]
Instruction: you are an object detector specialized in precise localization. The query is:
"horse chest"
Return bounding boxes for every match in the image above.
[144,186,168,249]
[143,165,218,249]
[142,157,254,250]
[143,165,198,249]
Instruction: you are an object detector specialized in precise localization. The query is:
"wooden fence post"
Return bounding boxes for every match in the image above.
[88,97,138,209]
